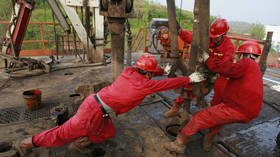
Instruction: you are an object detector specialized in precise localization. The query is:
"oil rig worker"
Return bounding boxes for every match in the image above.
[14,53,206,156]
[164,18,235,118]
[164,41,264,154]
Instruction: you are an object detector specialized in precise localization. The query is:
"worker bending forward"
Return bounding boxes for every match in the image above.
[15,53,205,156]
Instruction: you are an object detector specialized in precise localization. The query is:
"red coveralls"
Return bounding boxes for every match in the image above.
[210,76,228,106]
[33,67,190,147]
[174,32,234,108]
[181,57,263,136]
[178,29,192,44]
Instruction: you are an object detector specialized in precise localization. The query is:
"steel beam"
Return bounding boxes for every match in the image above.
[47,0,71,32]
[59,0,98,63]
[66,0,99,7]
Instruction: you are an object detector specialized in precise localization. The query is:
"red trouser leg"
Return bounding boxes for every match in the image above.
[32,94,116,147]
[181,103,250,136]
[32,115,89,147]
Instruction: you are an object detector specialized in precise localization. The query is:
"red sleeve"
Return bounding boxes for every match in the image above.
[206,58,249,78]
[175,96,184,105]
[210,93,222,106]
[210,36,234,61]
[153,67,164,76]
[210,77,228,106]
[179,29,192,44]
[143,77,190,95]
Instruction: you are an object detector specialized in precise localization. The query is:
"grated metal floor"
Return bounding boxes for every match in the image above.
[0,103,79,124]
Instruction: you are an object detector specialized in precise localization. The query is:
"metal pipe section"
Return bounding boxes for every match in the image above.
[259,31,273,75]
[126,20,132,66]
[166,0,179,58]
[108,18,126,80]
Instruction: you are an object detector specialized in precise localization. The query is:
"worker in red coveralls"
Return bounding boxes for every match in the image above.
[164,18,235,118]
[164,41,264,154]
[14,53,206,156]
[158,25,192,54]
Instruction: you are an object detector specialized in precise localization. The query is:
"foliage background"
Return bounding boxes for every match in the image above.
[0,0,268,51]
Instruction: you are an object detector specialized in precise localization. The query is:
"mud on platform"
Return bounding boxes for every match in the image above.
[0,65,280,157]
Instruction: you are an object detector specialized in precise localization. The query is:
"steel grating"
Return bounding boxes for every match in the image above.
[0,104,57,124]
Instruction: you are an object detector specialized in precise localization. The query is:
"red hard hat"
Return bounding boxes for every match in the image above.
[209,18,229,38]
[236,41,262,56]
[135,53,158,72]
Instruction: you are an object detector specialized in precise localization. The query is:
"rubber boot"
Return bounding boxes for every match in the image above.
[164,101,181,118]
[179,110,191,124]
[13,137,35,157]
[203,133,215,152]
[164,133,188,154]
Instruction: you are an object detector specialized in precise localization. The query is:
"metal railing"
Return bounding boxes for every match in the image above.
[0,21,58,56]
[131,27,277,70]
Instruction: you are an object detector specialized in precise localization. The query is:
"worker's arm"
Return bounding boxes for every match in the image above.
[143,77,190,95]
[206,57,249,78]
[178,29,193,44]
[153,67,164,76]
[143,72,205,95]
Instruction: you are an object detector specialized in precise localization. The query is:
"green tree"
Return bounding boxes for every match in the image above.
[250,23,265,40]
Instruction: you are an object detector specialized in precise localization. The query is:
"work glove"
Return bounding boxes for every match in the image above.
[163,63,172,75]
[188,72,205,83]
[198,47,210,62]
[202,51,209,62]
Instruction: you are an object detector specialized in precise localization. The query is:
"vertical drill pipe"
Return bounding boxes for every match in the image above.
[166,0,188,75]
[109,18,126,80]
[126,20,132,66]
[166,0,179,58]
[188,0,210,108]
[259,31,273,75]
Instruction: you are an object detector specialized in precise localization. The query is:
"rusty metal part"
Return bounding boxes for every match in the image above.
[108,18,126,79]
[126,19,132,65]
[187,0,210,109]
[50,104,69,126]
[100,0,134,79]
[100,0,134,18]
[164,0,190,76]
[166,0,179,59]
[0,55,52,74]
[2,0,35,57]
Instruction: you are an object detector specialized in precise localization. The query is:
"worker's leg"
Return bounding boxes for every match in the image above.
[179,100,191,123]
[88,116,116,143]
[203,125,221,151]
[32,116,88,147]
[164,96,184,118]
[164,103,249,154]
[32,95,99,147]
[181,103,248,136]
[18,94,104,149]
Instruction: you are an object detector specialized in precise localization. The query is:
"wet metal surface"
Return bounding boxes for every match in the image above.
[220,118,280,157]
[0,65,280,156]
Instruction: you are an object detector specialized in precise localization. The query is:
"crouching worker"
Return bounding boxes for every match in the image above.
[15,53,205,156]
[164,41,263,154]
